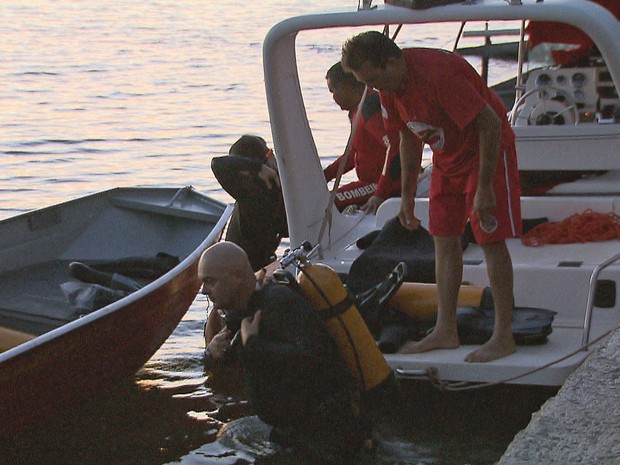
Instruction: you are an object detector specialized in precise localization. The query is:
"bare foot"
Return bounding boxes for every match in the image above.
[398,328,459,354]
[465,334,516,363]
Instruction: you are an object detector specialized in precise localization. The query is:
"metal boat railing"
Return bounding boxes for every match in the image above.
[582,251,620,348]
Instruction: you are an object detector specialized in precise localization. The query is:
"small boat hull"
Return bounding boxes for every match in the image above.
[0,187,232,436]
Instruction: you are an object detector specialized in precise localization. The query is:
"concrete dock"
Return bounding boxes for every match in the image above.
[497,326,620,465]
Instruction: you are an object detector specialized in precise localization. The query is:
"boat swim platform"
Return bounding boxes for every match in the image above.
[497,325,620,465]
[344,194,620,386]
[386,317,616,386]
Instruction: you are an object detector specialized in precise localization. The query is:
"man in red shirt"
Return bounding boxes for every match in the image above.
[324,62,401,213]
[342,31,522,362]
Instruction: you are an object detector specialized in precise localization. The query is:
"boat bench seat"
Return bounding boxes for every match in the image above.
[546,170,620,195]
[110,197,223,224]
[0,260,88,335]
[0,325,35,353]
[375,195,619,231]
[374,195,620,330]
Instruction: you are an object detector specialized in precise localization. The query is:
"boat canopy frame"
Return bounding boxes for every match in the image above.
[263,0,620,253]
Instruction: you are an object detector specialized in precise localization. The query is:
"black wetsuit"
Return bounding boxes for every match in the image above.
[211,155,288,271]
[229,282,368,464]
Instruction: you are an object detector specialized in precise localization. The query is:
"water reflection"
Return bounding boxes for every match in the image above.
[3,355,557,465]
[4,296,558,465]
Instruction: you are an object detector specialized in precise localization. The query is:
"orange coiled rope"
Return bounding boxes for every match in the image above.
[522,209,620,247]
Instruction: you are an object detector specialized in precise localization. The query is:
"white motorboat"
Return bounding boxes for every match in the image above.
[263,0,620,387]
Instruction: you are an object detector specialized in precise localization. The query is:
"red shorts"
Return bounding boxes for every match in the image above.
[428,145,522,243]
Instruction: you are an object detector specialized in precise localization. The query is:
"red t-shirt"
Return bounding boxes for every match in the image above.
[324,90,400,199]
[381,48,514,178]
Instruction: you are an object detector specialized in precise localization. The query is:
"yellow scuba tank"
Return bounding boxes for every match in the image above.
[389,282,486,321]
[296,262,392,392]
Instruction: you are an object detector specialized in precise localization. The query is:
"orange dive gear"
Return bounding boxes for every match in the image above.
[297,262,392,392]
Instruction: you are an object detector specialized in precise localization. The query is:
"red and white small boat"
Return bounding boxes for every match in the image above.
[0,186,231,436]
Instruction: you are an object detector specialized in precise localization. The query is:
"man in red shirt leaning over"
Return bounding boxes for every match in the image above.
[342,31,522,363]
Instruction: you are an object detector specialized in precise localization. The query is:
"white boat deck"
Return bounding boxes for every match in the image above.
[319,196,620,386]
[386,320,617,386]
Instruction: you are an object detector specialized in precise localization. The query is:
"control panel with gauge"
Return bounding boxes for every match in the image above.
[511,67,619,126]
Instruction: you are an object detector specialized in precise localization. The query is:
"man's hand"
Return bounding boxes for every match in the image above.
[258,164,280,189]
[255,260,280,286]
[361,195,384,214]
[241,310,262,346]
[206,328,232,360]
[398,197,421,231]
[473,185,496,220]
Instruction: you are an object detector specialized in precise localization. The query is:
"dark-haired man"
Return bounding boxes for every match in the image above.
[342,31,522,362]
[211,135,288,272]
[324,62,401,213]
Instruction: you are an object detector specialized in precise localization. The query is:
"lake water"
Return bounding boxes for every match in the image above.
[0,1,555,463]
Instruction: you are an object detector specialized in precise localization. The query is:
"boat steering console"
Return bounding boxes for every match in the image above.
[510,65,619,126]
